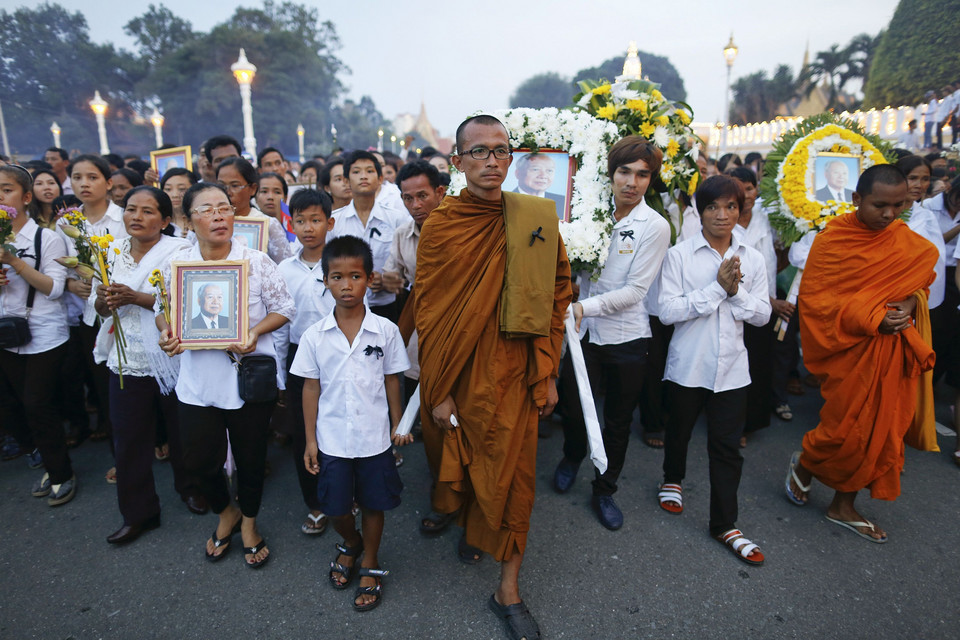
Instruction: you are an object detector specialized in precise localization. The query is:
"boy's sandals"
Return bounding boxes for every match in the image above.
[329,535,364,590]
[715,528,765,566]
[353,567,389,612]
[825,516,888,544]
[785,451,810,506]
[658,483,683,514]
[301,512,327,535]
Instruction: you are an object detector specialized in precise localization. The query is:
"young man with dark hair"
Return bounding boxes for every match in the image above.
[43,147,72,194]
[787,164,938,543]
[657,174,771,566]
[552,136,670,531]
[257,147,288,175]
[204,135,242,171]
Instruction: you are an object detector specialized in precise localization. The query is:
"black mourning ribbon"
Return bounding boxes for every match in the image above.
[363,345,384,359]
[529,226,545,246]
[16,249,36,261]
[619,230,635,240]
[370,227,381,238]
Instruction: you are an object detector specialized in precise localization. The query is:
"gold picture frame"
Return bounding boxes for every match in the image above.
[170,259,249,349]
[150,145,194,181]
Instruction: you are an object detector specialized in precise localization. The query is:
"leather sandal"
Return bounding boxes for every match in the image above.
[658,483,683,514]
[329,534,364,590]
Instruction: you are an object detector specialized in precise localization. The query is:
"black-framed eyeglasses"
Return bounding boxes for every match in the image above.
[458,146,511,160]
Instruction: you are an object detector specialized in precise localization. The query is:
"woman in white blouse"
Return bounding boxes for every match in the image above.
[94,186,200,544]
[0,164,75,506]
[158,183,295,568]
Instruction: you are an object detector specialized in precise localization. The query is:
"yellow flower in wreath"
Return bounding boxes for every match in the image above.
[656,115,669,127]
[640,122,656,137]
[687,170,699,195]
[597,105,617,120]
[677,110,691,125]
[592,84,612,96]
[626,99,647,113]
[666,139,680,158]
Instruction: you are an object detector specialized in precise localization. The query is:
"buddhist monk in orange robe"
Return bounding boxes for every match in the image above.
[416,115,570,639]
[787,165,938,543]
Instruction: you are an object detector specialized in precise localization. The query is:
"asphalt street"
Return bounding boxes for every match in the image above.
[2,379,959,640]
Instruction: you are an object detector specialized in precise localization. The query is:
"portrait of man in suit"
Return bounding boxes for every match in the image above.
[513,152,566,219]
[815,160,855,203]
[191,282,230,330]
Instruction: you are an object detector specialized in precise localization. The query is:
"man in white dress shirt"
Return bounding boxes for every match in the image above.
[553,136,670,530]
[657,174,771,566]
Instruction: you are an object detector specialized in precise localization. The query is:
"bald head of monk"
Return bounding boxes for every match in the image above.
[853,164,909,232]
[452,115,513,201]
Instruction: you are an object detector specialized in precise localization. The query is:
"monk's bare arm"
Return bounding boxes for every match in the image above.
[432,395,460,431]
[880,295,918,334]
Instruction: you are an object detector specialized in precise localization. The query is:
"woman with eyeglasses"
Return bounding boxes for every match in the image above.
[216,158,291,264]
[157,182,295,568]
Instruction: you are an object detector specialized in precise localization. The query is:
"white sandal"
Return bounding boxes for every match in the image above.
[785,451,810,506]
[301,512,327,535]
[658,483,683,514]
[716,528,764,566]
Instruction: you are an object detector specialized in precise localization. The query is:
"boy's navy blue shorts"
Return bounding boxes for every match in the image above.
[316,447,402,516]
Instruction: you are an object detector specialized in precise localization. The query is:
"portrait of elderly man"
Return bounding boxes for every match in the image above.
[815,160,855,203]
[512,152,566,219]
[191,282,230,330]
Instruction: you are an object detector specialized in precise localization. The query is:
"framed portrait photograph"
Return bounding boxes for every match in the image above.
[232,216,270,253]
[150,146,194,181]
[500,149,576,221]
[169,260,249,349]
[811,152,862,203]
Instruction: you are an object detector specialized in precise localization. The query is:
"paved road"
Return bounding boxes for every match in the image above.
[2,381,959,639]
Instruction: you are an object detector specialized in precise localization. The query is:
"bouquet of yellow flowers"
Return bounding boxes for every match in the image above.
[149,269,171,326]
[0,204,18,254]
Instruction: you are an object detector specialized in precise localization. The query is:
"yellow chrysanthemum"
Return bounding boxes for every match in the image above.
[596,105,617,120]
[687,170,699,196]
[677,110,691,125]
[626,99,647,112]
[656,115,669,127]
[640,122,656,137]
[651,90,664,102]
[666,139,680,158]
[592,84,612,96]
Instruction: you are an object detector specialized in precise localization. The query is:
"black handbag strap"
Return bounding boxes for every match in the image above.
[25,227,41,314]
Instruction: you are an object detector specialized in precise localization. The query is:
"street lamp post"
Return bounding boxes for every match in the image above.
[390,135,396,154]
[331,124,337,149]
[89,90,110,154]
[51,122,61,148]
[377,128,384,153]
[150,107,165,148]
[231,48,258,158]
[722,34,739,152]
[297,123,305,163]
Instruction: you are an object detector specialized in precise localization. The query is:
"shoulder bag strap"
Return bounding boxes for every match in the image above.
[25,227,41,316]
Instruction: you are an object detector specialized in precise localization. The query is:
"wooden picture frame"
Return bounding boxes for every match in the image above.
[232,216,270,253]
[501,149,576,221]
[150,145,194,181]
[169,259,249,349]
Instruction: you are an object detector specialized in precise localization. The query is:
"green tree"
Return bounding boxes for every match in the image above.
[730,65,798,125]
[574,51,686,103]
[864,0,960,107]
[509,72,574,109]
[330,96,391,152]
[124,4,195,66]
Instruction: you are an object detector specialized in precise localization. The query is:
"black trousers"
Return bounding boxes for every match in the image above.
[370,299,400,324]
[662,383,747,536]
[178,400,273,517]
[932,267,960,387]
[285,344,321,512]
[743,321,773,433]
[0,345,73,483]
[560,335,648,496]
[110,373,195,525]
[58,326,89,431]
[78,321,112,436]
[771,300,800,405]
[638,316,673,434]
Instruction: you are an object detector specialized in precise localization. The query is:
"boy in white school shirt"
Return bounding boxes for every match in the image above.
[291,235,411,612]
[656,175,771,567]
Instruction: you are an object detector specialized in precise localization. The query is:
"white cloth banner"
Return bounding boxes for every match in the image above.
[395,385,420,437]
[563,308,607,474]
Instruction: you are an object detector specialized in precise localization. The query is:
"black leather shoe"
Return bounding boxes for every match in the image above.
[107,514,161,544]
[552,458,581,494]
[592,495,623,530]
[184,494,209,515]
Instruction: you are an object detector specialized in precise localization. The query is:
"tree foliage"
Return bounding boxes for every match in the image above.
[509,73,575,109]
[730,65,798,125]
[864,0,960,107]
[800,33,881,110]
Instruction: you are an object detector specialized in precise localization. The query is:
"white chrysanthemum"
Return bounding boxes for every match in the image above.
[653,126,670,147]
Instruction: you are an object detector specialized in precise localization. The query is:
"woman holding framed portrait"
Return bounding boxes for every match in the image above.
[92,186,199,544]
[157,182,295,569]
[215,158,291,264]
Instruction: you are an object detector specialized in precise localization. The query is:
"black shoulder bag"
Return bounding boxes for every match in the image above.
[0,229,42,349]
[228,352,278,403]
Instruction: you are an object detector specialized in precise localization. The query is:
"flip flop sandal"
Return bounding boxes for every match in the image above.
[301,512,327,535]
[353,567,388,612]
[243,539,270,569]
[457,533,483,565]
[105,467,117,484]
[642,431,665,449]
[774,404,793,421]
[330,534,364,589]
[715,529,765,566]
[419,510,457,536]
[785,451,810,506]
[154,445,170,461]
[825,516,887,544]
[205,518,242,562]
[658,483,683,514]
[488,594,541,640]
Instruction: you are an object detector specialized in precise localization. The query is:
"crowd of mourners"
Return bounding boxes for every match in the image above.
[1,103,957,637]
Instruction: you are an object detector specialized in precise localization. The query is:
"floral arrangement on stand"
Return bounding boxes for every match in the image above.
[573,78,702,241]
[57,210,128,386]
[760,113,894,246]
[448,107,620,276]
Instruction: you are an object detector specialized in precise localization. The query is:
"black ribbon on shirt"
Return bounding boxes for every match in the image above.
[619,230,635,240]
[370,227,381,238]
[529,226,545,246]
[363,345,383,359]
[15,248,36,261]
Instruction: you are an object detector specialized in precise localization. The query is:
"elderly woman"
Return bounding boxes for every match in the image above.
[94,186,203,544]
[158,182,294,568]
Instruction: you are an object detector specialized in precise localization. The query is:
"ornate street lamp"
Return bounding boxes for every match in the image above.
[150,107,165,148]
[89,90,109,154]
[297,123,305,163]
[231,48,258,158]
[51,122,61,148]
[722,34,739,151]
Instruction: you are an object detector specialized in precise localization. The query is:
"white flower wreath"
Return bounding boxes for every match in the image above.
[449,108,620,275]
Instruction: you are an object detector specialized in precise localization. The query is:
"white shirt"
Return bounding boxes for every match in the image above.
[276,249,334,345]
[925,98,940,124]
[382,217,420,287]
[0,219,69,354]
[245,207,293,264]
[733,204,777,299]
[936,94,955,121]
[290,308,410,458]
[328,199,406,307]
[678,204,702,243]
[896,130,922,153]
[788,231,817,270]
[907,203,945,309]
[61,176,73,196]
[376,181,404,212]
[924,192,960,266]
[158,239,295,410]
[577,200,670,344]
[658,232,771,392]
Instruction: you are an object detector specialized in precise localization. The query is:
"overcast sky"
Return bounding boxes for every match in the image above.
[49,0,899,137]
